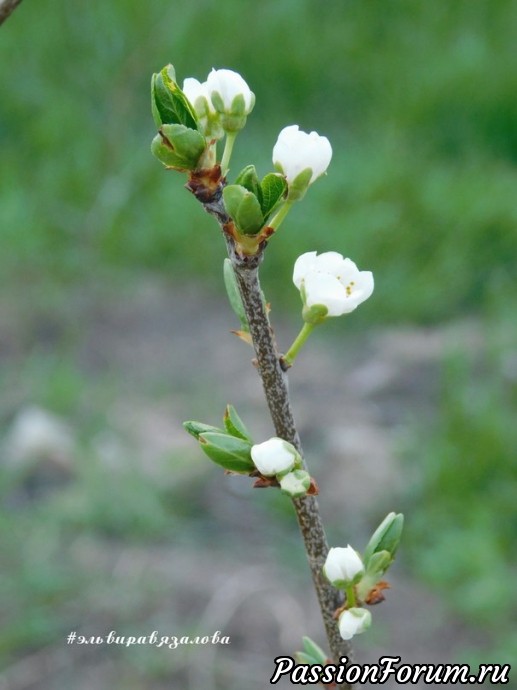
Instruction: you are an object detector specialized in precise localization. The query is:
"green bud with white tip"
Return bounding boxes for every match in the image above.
[206,68,255,133]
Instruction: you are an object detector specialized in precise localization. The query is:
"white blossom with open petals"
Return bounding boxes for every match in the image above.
[323,546,364,586]
[338,608,372,641]
[273,125,332,186]
[293,251,374,317]
[251,437,299,477]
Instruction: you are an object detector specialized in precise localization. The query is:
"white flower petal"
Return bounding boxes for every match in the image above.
[272,125,332,185]
[338,608,371,641]
[292,251,318,288]
[304,272,347,316]
[324,546,364,584]
[293,251,374,318]
[206,68,254,112]
[313,251,348,277]
[251,437,297,477]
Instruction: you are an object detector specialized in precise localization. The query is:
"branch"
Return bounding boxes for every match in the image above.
[0,0,23,26]
[188,173,354,688]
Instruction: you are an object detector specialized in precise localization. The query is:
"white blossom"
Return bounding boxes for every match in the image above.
[323,546,364,585]
[183,77,223,139]
[338,608,372,640]
[250,437,299,477]
[293,251,374,317]
[273,125,332,185]
[183,77,214,113]
[206,68,255,114]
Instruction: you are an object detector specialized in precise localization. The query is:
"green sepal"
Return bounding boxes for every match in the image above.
[151,65,199,130]
[285,167,313,201]
[235,165,262,205]
[302,303,328,325]
[279,469,311,497]
[224,404,252,442]
[183,421,224,440]
[198,432,254,473]
[363,512,404,566]
[211,92,255,132]
[260,173,287,219]
[223,259,249,332]
[301,636,328,665]
[151,124,206,171]
[223,185,264,235]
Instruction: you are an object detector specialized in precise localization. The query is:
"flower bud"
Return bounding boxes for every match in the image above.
[293,251,374,320]
[272,125,332,200]
[223,185,264,235]
[151,124,206,171]
[279,469,311,498]
[338,608,372,641]
[323,546,364,587]
[250,437,300,477]
[182,77,224,140]
[206,68,255,132]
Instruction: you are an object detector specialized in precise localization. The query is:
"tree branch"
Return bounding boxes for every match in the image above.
[0,0,23,26]
[188,173,354,688]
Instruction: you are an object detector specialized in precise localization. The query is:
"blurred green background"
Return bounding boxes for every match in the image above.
[1,0,516,688]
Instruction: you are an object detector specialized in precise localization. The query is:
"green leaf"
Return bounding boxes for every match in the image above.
[301,636,328,664]
[365,550,392,577]
[151,124,206,170]
[183,421,224,440]
[363,512,404,566]
[151,65,199,130]
[224,404,252,442]
[199,432,254,473]
[235,165,262,205]
[223,185,264,235]
[287,167,312,201]
[223,259,249,332]
[260,173,287,219]
[295,651,316,665]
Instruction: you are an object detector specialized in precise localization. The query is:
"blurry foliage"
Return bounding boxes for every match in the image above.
[1,0,517,321]
[1,0,517,680]
[403,306,517,664]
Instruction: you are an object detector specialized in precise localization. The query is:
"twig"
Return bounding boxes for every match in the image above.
[187,173,354,689]
[0,0,23,26]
